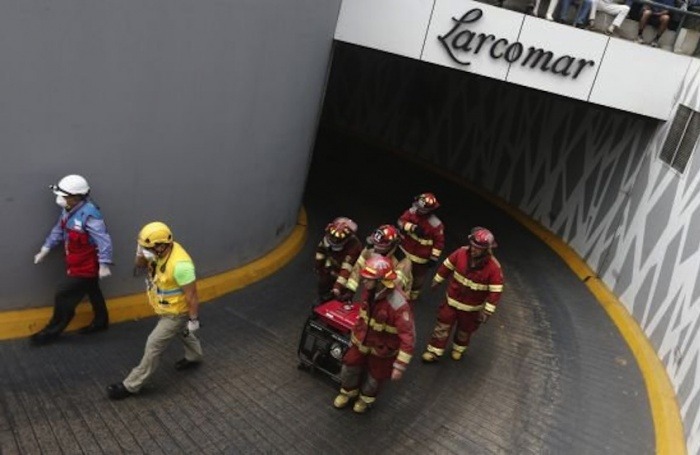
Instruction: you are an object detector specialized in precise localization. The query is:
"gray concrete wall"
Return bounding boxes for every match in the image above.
[0,0,341,309]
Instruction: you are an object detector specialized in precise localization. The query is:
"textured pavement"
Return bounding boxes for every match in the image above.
[0,128,654,454]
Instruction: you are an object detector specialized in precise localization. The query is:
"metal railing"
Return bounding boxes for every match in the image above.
[630,0,700,51]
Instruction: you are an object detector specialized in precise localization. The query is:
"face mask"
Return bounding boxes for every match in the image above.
[142,249,158,261]
[55,196,68,208]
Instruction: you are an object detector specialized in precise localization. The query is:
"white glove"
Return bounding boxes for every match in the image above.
[99,264,112,279]
[34,247,50,264]
[186,319,200,334]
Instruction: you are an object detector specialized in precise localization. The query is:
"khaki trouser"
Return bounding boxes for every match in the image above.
[123,314,203,392]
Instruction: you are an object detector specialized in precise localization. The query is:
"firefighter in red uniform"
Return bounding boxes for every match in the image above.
[314,217,363,302]
[333,255,415,414]
[421,227,504,362]
[397,193,445,303]
[343,224,413,298]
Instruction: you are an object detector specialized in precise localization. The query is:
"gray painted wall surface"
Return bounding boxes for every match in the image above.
[0,0,341,308]
[322,42,700,452]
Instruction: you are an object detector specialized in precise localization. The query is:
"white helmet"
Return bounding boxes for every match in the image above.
[50,174,90,196]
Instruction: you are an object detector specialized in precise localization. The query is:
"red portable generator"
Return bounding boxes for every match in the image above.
[297,299,359,382]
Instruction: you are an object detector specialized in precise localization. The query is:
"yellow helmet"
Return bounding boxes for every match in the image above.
[138,222,173,247]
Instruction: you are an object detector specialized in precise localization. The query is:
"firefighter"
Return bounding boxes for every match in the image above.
[314,217,363,303]
[333,255,415,414]
[397,192,445,303]
[343,224,413,298]
[421,227,504,363]
[31,174,114,345]
[107,222,202,400]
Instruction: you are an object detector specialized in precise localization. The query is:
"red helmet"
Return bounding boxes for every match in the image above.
[325,217,358,246]
[367,224,400,250]
[469,227,497,249]
[360,255,398,282]
[414,192,440,214]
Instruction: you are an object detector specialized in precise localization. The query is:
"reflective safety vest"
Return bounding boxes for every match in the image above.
[146,242,194,316]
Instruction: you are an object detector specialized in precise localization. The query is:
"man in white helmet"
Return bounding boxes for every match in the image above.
[31,174,114,345]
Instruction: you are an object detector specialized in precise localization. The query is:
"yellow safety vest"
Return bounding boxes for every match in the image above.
[146,242,193,316]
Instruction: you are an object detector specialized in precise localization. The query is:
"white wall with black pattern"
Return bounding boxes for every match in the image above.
[322,42,700,452]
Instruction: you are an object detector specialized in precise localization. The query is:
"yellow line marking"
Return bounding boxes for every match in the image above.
[407,155,686,455]
[0,209,308,341]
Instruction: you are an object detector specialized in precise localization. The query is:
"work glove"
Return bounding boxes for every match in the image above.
[478,311,491,324]
[34,247,50,264]
[334,289,354,303]
[99,264,112,279]
[186,318,200,335]
[391,368,404,381]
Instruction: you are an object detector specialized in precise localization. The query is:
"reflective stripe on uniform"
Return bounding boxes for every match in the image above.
[408,231,434,246]
[396,350,412,364]
[484,302,496,313]
[358,310,399,334]
[446,296,484,312]
[452,344,468,353]
[400,247,429,264]
[452,271,503,293]
[426,344,444,356]
[351,334,399,358]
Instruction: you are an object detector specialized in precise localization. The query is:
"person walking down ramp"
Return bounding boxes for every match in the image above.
[422,227,504,363]
[397,192,445,304]
[31,174,113,345]
[333,255,415,414]
[107,222,202,400]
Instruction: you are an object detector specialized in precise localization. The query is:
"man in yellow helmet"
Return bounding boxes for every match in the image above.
[107,221,203,400]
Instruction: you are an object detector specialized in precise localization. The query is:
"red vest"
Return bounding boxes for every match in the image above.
[62,204,99,278]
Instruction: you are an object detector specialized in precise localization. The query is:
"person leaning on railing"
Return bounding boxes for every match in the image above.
[573,0,631,35]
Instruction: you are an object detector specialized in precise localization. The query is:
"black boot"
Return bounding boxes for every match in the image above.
[78,322,109,334]
[29,330,59,346]
[175,358,202,371]
[107,383,134,400]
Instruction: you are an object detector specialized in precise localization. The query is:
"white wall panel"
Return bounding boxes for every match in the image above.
[422,0,522,80]
[506,17,606,100]
[589,39,692,119]
[335,0,695,119]
[334,0,435,59]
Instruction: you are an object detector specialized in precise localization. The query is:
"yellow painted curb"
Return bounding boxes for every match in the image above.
[0,208,308,341]
[407,156,686,455]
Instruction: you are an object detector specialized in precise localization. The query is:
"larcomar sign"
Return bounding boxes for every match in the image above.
[438,9,596,80]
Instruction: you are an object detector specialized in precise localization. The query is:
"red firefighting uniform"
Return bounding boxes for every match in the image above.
[314,235,363,301]
[338,286,415,405]
[425,246,504,357]
[397,207,445,301]
[344,247,413,296]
